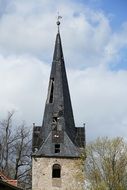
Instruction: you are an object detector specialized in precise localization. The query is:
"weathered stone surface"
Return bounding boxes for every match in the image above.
[32,157,84,190]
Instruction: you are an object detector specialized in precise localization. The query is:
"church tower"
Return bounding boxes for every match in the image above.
[32,19,85,190]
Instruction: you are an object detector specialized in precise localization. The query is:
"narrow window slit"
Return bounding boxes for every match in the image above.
[55,144,60,153]
[49,78,54,103]
[52,164,61,178]
[52,117,58,130]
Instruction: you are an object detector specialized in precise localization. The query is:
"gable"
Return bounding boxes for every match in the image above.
[33,131,81,158]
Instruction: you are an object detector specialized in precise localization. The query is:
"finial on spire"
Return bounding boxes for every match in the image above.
[56,12,62,33]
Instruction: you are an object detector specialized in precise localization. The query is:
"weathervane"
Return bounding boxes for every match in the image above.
[56,12,62,33]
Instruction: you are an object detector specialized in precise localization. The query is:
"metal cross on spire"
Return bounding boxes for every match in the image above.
[56,12,62,33]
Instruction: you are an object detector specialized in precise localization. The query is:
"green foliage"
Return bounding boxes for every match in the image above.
[84,137,127,190]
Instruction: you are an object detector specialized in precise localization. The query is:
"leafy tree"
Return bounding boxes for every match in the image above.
[85,137,127,190]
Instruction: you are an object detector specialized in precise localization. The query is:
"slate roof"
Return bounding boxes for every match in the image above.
[34,131,80,157]
[32,28,85,158]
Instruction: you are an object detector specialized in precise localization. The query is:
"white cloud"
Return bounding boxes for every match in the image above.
[105,22,127,64]
[1,0,127,68]
[0,0,127,141]
[68,66,127,140]
[0,55,50,125]
[0,55,127,140]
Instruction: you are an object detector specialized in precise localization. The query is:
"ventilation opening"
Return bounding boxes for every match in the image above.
[55,144,60,153]
[52,117,58,130]
[49,78,54,103]
[52,164,61,178]
[53,117,57,122]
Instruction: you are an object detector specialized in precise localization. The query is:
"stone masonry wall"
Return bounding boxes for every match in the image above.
[32,157,84,190]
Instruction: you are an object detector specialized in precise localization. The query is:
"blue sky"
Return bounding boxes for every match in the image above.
[82,0,127,29]
[79,0,127,71]
[0,0,127,141]
[103,0,127,70]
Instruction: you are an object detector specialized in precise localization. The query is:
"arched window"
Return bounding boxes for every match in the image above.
[52,164,61,178]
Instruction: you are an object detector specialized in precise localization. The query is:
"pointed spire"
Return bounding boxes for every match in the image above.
[32,20,85,157]
[41,19,77,145]
[52,32,63,62]
[53,15,63,61]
